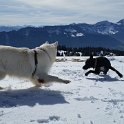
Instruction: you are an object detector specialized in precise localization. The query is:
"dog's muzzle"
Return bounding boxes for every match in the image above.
[83,65,88,70]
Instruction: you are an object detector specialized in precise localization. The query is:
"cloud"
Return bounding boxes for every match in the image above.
[0,0,124,25]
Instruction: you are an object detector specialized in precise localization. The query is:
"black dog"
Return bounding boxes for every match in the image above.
[83,55,123,78]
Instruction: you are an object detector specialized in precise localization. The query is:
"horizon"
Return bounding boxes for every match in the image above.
[0,19,123,27]
[0,0,124,26]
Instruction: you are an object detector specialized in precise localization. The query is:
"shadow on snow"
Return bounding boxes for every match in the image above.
[0,87,68,108]
[86,74,124,82]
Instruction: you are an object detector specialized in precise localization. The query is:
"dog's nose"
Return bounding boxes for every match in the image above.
[83,66,87,70]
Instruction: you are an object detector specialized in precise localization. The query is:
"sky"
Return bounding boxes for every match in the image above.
[0,0,124,26]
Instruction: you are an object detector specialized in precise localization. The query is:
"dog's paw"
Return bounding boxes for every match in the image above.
[119,74,123,78]
[63,80,71,84]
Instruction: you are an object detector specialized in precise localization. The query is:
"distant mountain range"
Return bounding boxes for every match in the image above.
[0,19,124,50]
[0,26,24,32]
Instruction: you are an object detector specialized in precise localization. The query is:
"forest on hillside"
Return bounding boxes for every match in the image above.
[57,46,124,56]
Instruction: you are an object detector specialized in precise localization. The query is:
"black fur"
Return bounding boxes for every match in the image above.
[83,55,123,78]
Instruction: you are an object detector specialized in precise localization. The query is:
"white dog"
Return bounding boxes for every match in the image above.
[0,42,70,87]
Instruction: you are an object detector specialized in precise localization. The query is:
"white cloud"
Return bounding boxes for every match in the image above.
[0,0,124,25]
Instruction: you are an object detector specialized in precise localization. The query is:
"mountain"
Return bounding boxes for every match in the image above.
[0,26,24,32]
[117,19,124,25]
[0,19,124,50]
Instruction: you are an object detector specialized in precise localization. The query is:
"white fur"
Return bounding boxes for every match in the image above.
[0,42,70,87]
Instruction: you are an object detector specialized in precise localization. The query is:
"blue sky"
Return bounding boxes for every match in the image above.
[0,0,124,26]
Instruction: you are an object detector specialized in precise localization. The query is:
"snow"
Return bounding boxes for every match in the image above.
[65,29,77,33]
[76,33,84,37]
[0,56,124,124]
[97,26,118,35]
[71,34,76,37]
[71,33,84,37]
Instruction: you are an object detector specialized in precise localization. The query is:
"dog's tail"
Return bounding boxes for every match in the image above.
[110,66,123,78]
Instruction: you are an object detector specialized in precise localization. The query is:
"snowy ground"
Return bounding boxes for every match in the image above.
[0,56,124,124]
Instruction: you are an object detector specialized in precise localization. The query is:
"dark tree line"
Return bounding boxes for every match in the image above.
[57,45,124,56]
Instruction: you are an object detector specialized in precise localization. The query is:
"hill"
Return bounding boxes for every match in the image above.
[0,19,124,50]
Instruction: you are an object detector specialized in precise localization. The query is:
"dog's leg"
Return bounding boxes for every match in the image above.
[0,72,6,80]
[30,78,43,87]
[103,68,109,75]
[0,72,6,89]
[30,74,70,87]
[85,70,100,76]
[109,66,123,78]
[39,74,70,84]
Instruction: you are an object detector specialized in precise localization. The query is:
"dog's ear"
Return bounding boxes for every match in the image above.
[45,41,49,44]
[90,55,93,59]
[53,41,58,47]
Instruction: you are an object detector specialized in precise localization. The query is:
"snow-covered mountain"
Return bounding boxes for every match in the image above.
[73,20,124,35]
[117,19,124,25]
[0,19,124,50]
